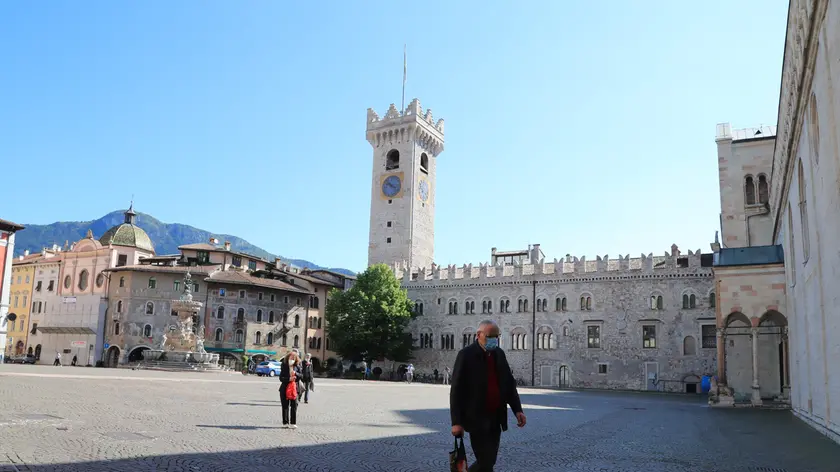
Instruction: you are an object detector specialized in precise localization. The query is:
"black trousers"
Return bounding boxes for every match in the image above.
[303,380,312,403]
[280,383,298,425]
[468,417,502,472]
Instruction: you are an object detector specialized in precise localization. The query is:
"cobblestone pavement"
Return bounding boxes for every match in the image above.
[1,365,839,472]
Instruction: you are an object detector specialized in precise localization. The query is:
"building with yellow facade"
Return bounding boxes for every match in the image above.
[8,252,37,357]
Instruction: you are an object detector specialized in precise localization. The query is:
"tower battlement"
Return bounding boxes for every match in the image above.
[366,99,444,156]
[392,244,713,285]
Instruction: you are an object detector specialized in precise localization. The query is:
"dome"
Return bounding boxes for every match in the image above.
[99,204,155,254]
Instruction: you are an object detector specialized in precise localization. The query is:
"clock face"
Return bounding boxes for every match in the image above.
[382,175,401,197]
[418,180,429,201]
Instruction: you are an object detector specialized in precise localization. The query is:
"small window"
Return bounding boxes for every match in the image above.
[258,292,264,301]
[114,322,120,336]
[236,308,245,321]
[117,300,123,313]
[174,280,180,292]
[143,324,152,337]
[217,306,225,319]
[117,254,128,267]
[145,302,154,315]
[193,283,199,293]
[745,175,756,205]
[268,311,275,323]
[148,277,156,289]
[701,325,717,348]
[709,292,716,308]
[420,152,429,174]
[387,221,392,228]
[598,363,608,374]
[387,237,392,244]
[78,270,89,291]
[64,275,71,289]
[284,296,289,304]
[197,251,210,264]
[270,294,276,302]
[587,326,601,348]
[219,288,226,297]
[232,256,242,267]
[294,315,300,327]
[256,310,263,322]
[171,309,178,317]
[235,329,243,343]
[689,294,696,309]
[643,325,656,348]
[215,328,223,342]
[239,290,246,299]
[255,331,262,345]
[248,260,257,271]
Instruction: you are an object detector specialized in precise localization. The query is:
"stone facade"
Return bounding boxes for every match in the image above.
[366,99,443,270]
[393,247,717,392]
[0,219,24,363]
[767,0,840,443]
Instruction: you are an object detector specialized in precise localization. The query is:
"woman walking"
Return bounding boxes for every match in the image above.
[279,350,302,429]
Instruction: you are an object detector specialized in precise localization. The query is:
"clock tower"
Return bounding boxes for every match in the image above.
[366,98,444,270]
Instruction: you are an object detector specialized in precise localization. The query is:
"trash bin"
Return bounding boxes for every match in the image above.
[701,375,711,394]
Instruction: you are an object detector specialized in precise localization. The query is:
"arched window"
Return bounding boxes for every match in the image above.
[256,310,263,322]
[657,296,663,310]
[217,306,225,319]
[145,302,154,315]
[236,308,245,321]
[683,336,697,355]
[518,299,523,312]
[143,324,152,337]
[689,294,696,309]
[709,292,716,308]
[148,277,156,289]
[255,331,262,345]
[585,297,592,310]
[283,313,288,325]
[268,311,275,323]
[487,300,492,312]
[234,329,243,343]
[745,175,756,205]
[266,333,274,345]
[758,175,769,204]
[798,159,810,261]
[117,300,123,313]
[317,318,322,329]
[114,322,120,335]
[294,314,300,327]
[119,276,125,288]
[386,149,400,170]
[682,294,690,309]
[580,296,586,310]
[316,338,322,349]
[282,334,288,346]
[809,92,820,163]
[563,326,569,336]
[78,270,89,291]
[651,296,658,310]
[215,328,223,342]
[482,300,488,313]
[420,152,429,174]
[293,335,300,348]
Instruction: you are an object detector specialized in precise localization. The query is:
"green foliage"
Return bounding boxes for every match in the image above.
[325,264,416,363]
[15,210,354,276]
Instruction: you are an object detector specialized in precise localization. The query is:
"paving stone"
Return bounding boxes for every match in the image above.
[0,365,839,471]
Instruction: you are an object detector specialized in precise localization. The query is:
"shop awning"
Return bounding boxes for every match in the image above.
[205,347,244,354]
[246,349,277,355]
[35,327,96,335]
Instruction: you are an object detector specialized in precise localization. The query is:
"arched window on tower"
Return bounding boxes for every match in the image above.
[386,149,400,170]
[745,175,756,205]
[758,175,769,204]
[420,153,429,174]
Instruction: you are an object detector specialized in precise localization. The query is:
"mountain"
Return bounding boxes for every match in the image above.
[14,210,355,276]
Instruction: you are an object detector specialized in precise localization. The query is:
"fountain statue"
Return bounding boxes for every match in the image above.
[143,270,218,366]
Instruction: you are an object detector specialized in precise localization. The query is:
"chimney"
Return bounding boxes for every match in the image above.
[41,249,46,256]
[24,250,29,256]
[224,241,231,251]
[275,257,282,267]
[18,255,23,261]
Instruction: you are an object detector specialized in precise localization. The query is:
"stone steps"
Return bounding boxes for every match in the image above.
[131,360,228,373]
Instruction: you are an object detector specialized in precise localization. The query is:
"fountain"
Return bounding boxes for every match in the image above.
[143,271,220,368]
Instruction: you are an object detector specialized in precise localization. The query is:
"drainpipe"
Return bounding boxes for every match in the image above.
[531,279,536,387]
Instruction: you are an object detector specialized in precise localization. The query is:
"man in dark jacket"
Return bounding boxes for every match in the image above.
[450,320,526,471]
[301,353,315,403]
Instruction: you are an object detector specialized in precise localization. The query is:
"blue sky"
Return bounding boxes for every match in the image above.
[0,1,787,272]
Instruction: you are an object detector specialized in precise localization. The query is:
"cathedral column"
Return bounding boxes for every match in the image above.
[716,327,726,385]
[750,327,763,406]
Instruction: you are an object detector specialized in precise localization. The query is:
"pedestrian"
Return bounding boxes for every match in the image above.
[300,353,315,404]
[278,350,302,429]
[53,352,61,367]
[71,355,77,367]
[443,366,451,385]
[434,368,439,383]
[360,360,368,380]
[406,363,414,383]
[450,320,527,471]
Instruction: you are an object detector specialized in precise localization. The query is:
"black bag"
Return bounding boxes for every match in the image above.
[449,436,468,471]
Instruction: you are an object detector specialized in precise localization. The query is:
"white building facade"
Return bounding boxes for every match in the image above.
[769,0,840,443]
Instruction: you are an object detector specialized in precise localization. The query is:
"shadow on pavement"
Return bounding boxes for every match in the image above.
[12,401,840,472]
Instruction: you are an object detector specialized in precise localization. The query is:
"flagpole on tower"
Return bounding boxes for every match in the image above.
[401,44,406,112]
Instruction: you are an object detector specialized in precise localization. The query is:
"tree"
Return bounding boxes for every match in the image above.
[325,264,416,364]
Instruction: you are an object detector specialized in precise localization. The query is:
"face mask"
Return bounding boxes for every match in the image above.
[485,337,499,351]
[289,359,296,366]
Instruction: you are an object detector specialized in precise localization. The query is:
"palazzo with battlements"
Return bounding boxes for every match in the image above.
[365,100,718,392]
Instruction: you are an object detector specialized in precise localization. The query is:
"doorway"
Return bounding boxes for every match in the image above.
[645,362,659,391]
[540,366,553,387]
[559,365,569,389]
[128,347,150,362]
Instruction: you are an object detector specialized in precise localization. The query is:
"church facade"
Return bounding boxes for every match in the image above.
[366,100,718,392]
